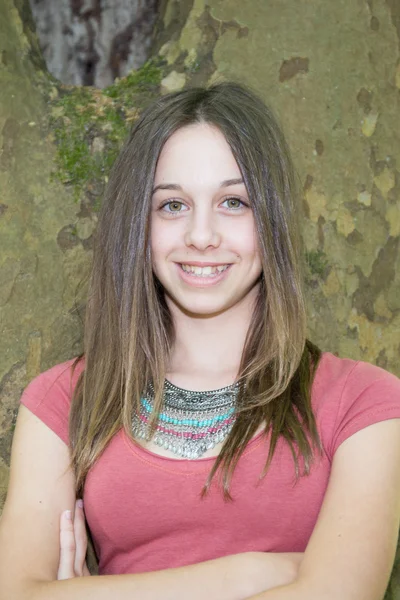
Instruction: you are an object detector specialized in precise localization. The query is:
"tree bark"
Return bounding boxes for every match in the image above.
[1,0,399,595]
[29,0,159,87]
[0,0,84,487]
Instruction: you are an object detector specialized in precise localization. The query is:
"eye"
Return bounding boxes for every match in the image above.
[158,197,249,215]
[159,200,187,214]
[221,197,248,211]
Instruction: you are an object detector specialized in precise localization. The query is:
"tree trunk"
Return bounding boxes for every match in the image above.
[29,0,159,87]
[0,0,86,492]
[1,0,399,595]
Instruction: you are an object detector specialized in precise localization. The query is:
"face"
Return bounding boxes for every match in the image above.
[150,123,263,318]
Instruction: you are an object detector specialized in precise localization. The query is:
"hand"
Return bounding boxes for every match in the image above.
[57,499,91,579]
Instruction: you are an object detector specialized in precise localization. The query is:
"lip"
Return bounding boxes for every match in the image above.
[175,263,232,287]
[177,261,232,267]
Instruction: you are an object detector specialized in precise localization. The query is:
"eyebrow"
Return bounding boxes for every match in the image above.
[152,178,244,195]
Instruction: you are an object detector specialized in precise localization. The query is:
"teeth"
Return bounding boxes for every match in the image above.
[181,264,230,276]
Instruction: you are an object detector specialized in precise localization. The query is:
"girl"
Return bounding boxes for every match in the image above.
[1,82,400,600]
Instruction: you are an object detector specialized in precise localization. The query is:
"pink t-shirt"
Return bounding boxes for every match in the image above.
[20,352,400,575]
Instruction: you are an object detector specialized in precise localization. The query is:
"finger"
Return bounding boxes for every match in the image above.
[73,499,88,576]
[57,510,76,580]
[83,562,91,576]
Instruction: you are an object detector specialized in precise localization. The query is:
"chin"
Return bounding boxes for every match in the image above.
[169,295,237,318]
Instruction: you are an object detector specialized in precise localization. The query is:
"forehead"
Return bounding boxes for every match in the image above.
[154,123,241,185]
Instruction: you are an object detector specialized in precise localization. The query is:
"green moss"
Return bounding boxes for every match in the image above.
[48,57,166,202]
[104,59,163,104]
[305,249,329,277]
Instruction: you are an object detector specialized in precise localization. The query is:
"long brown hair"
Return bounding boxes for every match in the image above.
[69,81,323,500]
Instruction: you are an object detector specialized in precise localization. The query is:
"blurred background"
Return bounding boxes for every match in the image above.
[29,0,160,87]
[0,0,399,594]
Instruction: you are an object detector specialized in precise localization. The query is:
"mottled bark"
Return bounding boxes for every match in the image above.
[0,0,96,565]
[1,0,399,594]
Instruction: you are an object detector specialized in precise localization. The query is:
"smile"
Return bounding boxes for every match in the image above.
[175,263,233,286]
[180,264,230,277]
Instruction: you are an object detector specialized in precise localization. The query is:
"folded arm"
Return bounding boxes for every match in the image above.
[51,499,303,600]
[246,419,400,600]
[0,405,302,600]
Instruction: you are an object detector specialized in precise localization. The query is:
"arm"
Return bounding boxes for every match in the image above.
[245,419,400,600]
[0,405,301,600]
[19,554,289,600]
[55,498,304,595]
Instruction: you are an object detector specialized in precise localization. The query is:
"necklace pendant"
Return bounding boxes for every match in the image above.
[132,379,239,459]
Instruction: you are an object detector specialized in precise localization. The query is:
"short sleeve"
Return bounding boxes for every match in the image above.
[20,358,84,445]
[329,361,400,458]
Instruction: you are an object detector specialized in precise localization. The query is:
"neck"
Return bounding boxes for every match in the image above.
[166,289,258,389]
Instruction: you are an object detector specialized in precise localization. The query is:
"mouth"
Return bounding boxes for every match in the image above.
[175,262,233,285]
[179,263,231,277]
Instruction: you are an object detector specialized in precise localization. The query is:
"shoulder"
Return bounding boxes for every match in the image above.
[21,357,85,405]
[20,356,85,445]
[313,351,400,400]
[311,352,400,459]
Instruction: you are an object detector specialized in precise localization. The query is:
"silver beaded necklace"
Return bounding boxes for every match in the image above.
[132,379,240,459]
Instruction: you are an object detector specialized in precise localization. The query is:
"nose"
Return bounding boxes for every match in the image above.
[184,207,221,250]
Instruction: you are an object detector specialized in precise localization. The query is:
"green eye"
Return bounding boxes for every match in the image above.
[159,197,248,215]
[160,201,185,212]
[222,197,247,211]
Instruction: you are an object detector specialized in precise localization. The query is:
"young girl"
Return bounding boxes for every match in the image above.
[1,82,400,600]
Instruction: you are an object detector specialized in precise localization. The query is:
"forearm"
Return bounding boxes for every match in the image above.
[15,551,302,600]
[20,553,251,600]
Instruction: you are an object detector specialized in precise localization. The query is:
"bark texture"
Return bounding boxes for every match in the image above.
[0,0,87,501]
[0,0,399,594]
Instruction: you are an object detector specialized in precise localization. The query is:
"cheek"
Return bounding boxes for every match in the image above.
[150,229,175,273]
[232,226,259,256]
[150,220,166,255]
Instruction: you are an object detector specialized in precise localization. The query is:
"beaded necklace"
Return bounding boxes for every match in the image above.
[131,379,240,459]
